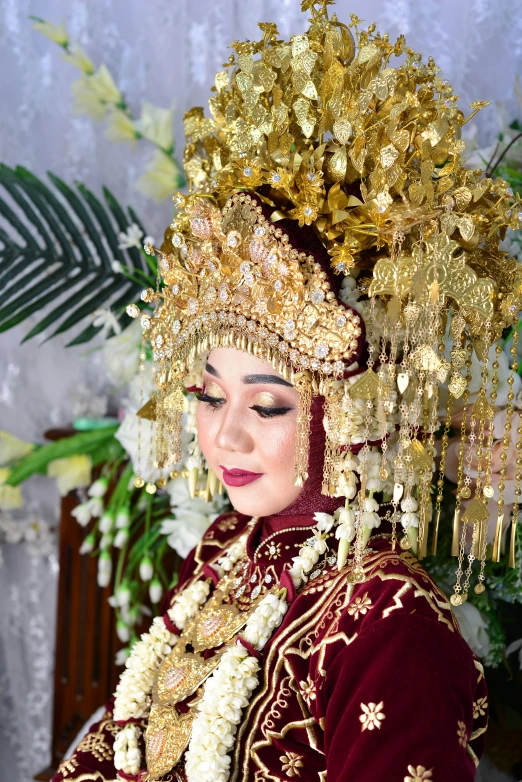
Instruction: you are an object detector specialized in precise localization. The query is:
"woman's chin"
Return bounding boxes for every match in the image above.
[226,481,299,518]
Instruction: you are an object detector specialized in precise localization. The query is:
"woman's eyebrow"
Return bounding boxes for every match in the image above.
[242,373,293,387]
[205,363,221,377]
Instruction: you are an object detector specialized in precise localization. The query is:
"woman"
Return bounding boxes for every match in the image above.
[53,342,487,782]
[53,2,522,780]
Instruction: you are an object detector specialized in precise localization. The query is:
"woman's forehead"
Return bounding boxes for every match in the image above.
[205,347,292,386]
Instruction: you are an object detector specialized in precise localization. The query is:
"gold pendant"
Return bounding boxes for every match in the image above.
[146,704,195,780]
[153,643,224,707]
[183,588,260,653]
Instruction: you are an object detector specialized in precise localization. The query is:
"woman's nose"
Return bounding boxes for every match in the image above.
[214,404,253,454]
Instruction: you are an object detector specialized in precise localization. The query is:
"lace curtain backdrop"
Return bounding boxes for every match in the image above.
[1,1,521,780]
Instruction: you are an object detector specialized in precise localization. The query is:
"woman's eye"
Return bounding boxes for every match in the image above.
[195,391,225,410]
[250,405,294,419]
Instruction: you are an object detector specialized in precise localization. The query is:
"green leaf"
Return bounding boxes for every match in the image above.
[6,426,119,486]
[0,164,148,344]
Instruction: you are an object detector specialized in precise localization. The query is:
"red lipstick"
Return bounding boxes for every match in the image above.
[219,465,264,487]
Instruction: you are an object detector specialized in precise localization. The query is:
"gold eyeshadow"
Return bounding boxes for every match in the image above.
[205,381,226,399]
[251,391,278,407]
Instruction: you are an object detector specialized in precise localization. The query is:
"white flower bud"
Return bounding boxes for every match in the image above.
[139,555,154,582]
[97,550,112,587]
[88,477,109,498]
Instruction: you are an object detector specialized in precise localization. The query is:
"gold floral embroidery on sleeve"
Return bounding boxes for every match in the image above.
[405,766,433,781]
[347,593,373,620]
[299,675,317,706]
[280,751,304,777]
[359,701,385,731]
[457,719,468,747]
[473,696,488,718]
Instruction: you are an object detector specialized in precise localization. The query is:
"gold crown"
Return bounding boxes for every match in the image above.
[127,2,522,597]
[132,191,363,379]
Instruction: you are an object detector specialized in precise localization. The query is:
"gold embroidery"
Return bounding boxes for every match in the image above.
[474,658,485,683]
[299,675,317,706]
[466,742,480,768]
[457,719,468,747]
[56,758,79,778]
[359,701,385,731]
[473,696,488,718]
[405,766,433,782]
[280,751,304,777]
[347,593,373,620]
[75,732,114,763]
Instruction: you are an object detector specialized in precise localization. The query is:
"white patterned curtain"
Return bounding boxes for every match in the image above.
[1,1,521,780]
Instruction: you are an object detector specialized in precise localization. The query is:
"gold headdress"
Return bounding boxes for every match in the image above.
[127,1,522,598]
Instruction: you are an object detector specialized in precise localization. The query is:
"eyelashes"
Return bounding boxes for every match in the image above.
[195,392,294,419]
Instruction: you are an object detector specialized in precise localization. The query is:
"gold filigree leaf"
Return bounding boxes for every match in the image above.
[333,118,352,145]
[349,368,387,399]
[214,71,229,92]
[328,145,348,182]
[453,187,473,210]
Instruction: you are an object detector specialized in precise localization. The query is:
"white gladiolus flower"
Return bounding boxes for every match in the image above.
[31,17,68,45]
[61,41,94,73]
[139,555,154,582]
[135,101,174,150]
[88,477,109,498]
[0,431,34,465]
[363,497,379,513]
[105,109,137,144]
[97,551,112,587]
[135,150,185,202]
[47,455,92,496]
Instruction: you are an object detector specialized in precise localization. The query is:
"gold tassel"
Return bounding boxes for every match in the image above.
[293,373,312,486]
[451,509,460,556]
[431,507,441,555]
[492,514,504,562]
[509,519,517,568]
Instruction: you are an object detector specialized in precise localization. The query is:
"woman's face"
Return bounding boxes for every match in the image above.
[196,347,302,517]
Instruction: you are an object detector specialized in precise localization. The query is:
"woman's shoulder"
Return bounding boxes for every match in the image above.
[299,534,465,656]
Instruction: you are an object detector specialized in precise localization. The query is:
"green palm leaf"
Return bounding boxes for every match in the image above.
[0,163,153,344]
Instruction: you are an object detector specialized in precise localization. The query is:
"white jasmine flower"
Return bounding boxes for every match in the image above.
[97,550,112,587]
[72,501,93,527]
[88,497,104,518]
[114,528,129,549]
[149,578,163,603]
[99,511,115,534]
[139,555,154,582]
[79,532,96,554]
[117,620,130,643]
[118,223,144,250]
[401,512,419,529]
[313,511,336,532]
[88,477,109,498]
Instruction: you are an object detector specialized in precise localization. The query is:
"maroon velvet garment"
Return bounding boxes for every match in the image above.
[53,501,488,782]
